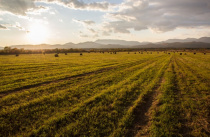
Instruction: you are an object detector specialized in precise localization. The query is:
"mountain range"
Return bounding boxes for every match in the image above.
[159,37,210,43]
[1,37,210,49]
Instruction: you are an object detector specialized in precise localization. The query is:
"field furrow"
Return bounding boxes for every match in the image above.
[173,55,209,136]
[0,54,164,94]
[28,56,169,137]
[0,52,209,137]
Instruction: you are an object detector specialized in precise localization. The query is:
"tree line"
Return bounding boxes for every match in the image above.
[0,46,209,55]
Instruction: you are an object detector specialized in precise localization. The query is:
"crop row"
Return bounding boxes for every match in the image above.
[150,54,209,136]
[0,55,168,136]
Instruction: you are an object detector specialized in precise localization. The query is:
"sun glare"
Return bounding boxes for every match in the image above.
[27,23,49,44]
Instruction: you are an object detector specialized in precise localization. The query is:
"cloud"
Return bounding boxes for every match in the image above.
[73,19,101,37]
[73,19,95,26]
[79,34,89,38]
[88,28,95,33]
[0,0,36,15]
[0,0,112,16]
[1,0,209,37]
[14,22,26,31]
[0,22,29,32]
[83,20,95,25]
[103,0,210,34]
[27,6,50,15]
[39,0,111,11]
[0,24,7,29]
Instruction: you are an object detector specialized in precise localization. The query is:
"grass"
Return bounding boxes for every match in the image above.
[0,51,209,137]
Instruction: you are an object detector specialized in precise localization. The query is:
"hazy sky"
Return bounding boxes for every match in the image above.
[0,0,210,46]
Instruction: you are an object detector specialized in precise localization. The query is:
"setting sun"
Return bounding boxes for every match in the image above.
[27,23,49,44]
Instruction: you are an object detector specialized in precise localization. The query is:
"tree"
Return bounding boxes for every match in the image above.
[4,46,11,53]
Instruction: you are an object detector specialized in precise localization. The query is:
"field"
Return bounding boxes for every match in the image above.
[0,52,209,137]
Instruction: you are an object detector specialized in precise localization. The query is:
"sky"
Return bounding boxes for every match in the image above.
[0,0,210,46]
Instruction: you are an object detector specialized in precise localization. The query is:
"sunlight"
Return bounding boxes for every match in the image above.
[27,23,49,44]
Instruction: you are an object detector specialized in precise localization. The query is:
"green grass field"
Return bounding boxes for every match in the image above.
[0,52,209,137]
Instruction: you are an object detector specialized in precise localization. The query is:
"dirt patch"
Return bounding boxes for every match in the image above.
[126,75,165,137]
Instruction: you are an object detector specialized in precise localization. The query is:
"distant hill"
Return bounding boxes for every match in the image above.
[62,42,76,48]
[9,42,128,49]
[76,42,104,48]
[160,37,210,43]
[198,37,210,43]
[10,44,64,49]
[132,42,210,48]
[5,37,210,49]
[95,39,151,46]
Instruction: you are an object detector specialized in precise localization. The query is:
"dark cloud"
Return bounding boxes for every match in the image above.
[0,0,35,15]
[0,24,7,29]
[38,0,111,11]
[105,0,210,33]
[0,0,111,15]
[64,0,110,10]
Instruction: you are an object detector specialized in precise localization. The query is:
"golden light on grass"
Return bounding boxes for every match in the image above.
[27,23,49,44]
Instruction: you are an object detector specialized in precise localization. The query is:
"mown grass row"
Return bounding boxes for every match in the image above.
[149,54,209,136]
[1,52,208,137]
[110,55,171,137]
[150,56,182,137]
[0,53,158,76]
[0,54,165,101]
[177,54,210,82]
[174,55,209,136]
[0,54,165,113]
[0,62,120,92]
[26,55,169,137]
[0,54,164,93]
[0,54,168,136]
